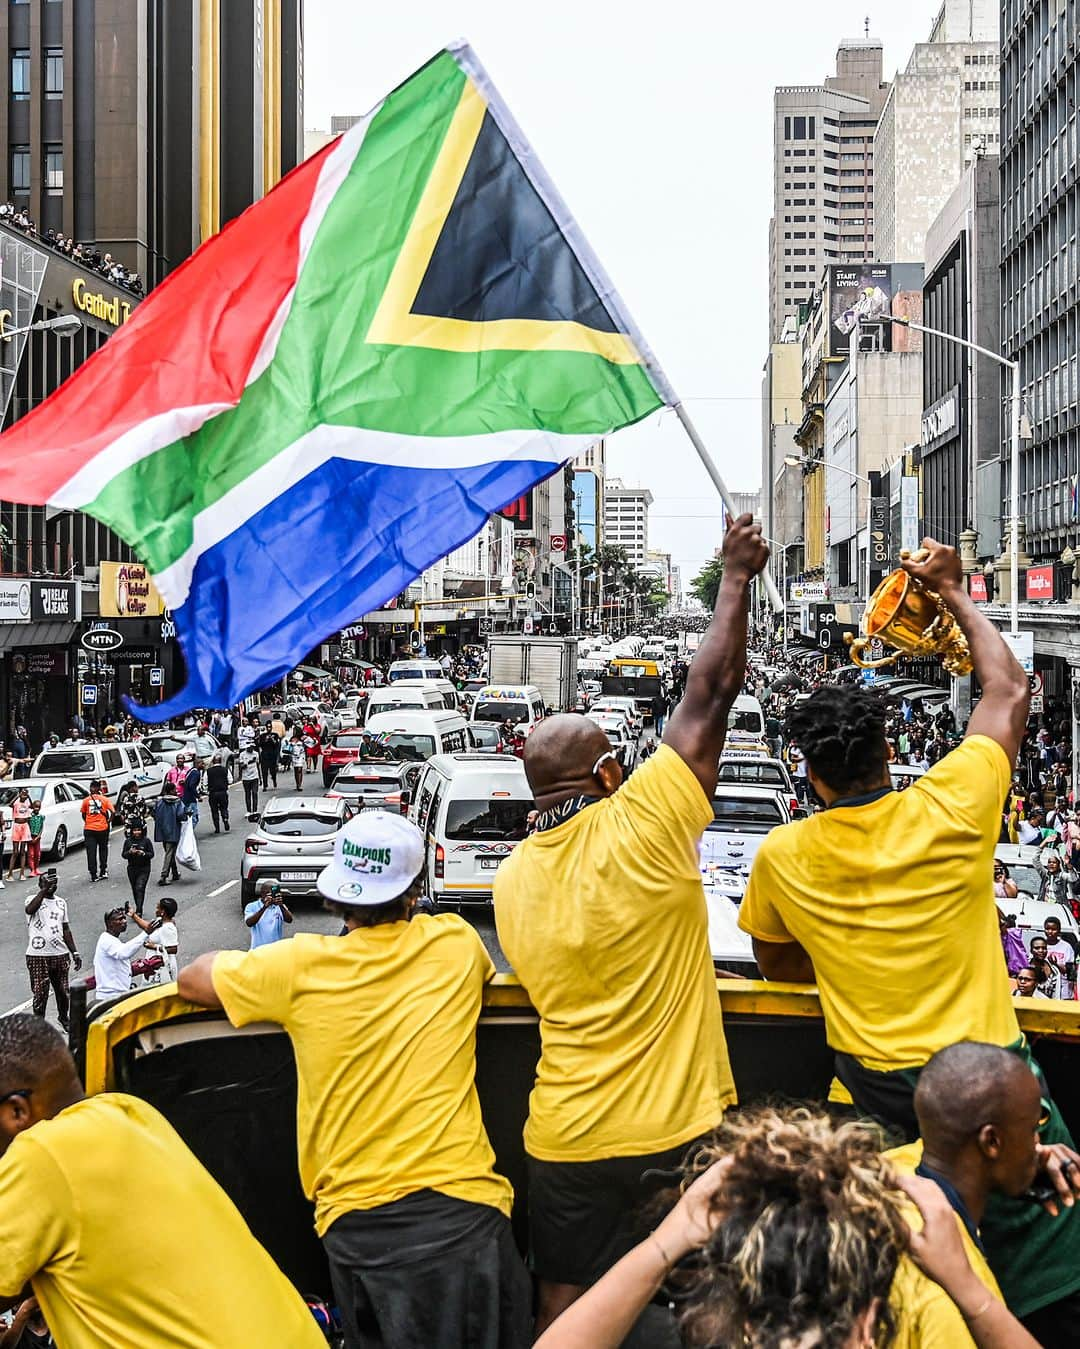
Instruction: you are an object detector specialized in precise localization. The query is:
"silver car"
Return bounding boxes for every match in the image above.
[239,795,354,906]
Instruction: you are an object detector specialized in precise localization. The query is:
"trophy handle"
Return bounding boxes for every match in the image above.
[844,634,901,669]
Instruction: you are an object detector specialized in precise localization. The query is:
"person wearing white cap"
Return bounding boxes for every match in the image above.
[178,810,530,1349]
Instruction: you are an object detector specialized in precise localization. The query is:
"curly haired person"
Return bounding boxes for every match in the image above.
[535,1102,1041,1349]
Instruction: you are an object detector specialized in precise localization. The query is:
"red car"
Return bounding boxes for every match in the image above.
[320,728,369,788]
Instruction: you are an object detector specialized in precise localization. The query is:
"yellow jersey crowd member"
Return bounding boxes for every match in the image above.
[495,515,768,1335]
[0,1013,323,1349]
[740,538,1080,1333]
[180,809,530,1349]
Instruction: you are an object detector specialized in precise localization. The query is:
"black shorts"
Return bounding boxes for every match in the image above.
[527,1137,708,1287]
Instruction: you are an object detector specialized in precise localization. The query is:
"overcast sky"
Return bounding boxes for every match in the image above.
[306,2,936,583]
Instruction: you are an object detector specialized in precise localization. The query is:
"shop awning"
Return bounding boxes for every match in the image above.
[337,656,379,670]
[291,664,333,680]
[0,622,78,650]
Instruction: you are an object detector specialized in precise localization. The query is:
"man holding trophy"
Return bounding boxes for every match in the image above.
[740,538,1080,1339]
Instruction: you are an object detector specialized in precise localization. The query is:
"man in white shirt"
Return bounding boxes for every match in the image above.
[25,873,81,1030]
[93,907,148,1000]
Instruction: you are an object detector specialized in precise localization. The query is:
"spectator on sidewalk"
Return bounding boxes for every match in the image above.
[239,743,260,821]
[205,753,230,833]
[24,874,79,1032]
[79,781,113,883]
[120,822,154,917]
[25,800,43,879]
[152,783,185,886]
[91,908,147,1001]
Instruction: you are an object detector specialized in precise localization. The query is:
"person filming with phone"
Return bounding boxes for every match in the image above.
[243,881,293,948]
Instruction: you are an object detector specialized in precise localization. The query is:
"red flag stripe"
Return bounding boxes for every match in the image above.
[0,135,341,504]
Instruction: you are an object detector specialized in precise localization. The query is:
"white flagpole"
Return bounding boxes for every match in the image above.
[673,402,783,612]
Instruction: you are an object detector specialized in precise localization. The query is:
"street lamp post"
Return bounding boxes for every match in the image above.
[785,454,873,603]
[1,314,83,342]
[866,315,1022,636]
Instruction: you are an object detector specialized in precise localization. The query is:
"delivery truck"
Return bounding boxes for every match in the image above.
[486,635,578,711]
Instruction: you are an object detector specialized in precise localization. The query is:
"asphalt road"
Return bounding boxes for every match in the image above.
[0,767,507,1017]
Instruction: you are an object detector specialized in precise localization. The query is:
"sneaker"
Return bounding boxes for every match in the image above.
[101,871,108,880]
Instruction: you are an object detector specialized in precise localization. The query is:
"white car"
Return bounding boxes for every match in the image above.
[717,757,800,817]
[139,732,236,782]
[586,713,639,773]
[590,697,643,732]
[702,785,790,873]
[0,779,90,861]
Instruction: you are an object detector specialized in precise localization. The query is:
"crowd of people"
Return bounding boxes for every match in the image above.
[5,525,1080,1346]
[0,201,143,293]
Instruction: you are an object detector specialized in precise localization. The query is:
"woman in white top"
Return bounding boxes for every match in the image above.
[141,895,180,982]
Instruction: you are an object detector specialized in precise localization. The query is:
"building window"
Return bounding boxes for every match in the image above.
[44,145,62,191]
[11,49,29,100]
[45,49,62,99]
[10,145,28,192]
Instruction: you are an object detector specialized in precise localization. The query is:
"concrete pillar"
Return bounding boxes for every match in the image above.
[992,520,1032,605]
[958,528,979,576]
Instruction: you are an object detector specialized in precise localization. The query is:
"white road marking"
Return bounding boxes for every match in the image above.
[2,997,33,1016]
[207,879,239,898]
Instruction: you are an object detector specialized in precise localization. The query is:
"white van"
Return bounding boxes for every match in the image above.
[363,710,469,764]
[387,659,446,683]
[31,741,168,800]
[364,685,447,721]
[727,694,766,746]
[409,753,533,906]
[469,685,546,735]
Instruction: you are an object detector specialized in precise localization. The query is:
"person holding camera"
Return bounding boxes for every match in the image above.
[24,872,80,1031]
[243,881,293,948]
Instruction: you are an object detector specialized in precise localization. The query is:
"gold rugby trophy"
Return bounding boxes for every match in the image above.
[844,550,973,676]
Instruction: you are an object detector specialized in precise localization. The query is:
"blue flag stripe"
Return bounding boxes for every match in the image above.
[134,456,560,718]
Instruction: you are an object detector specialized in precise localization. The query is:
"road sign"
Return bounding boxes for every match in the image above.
[522,616,535,635]
[80,627,123,653]
[1029,671,1044,696]
[149,666,165,687]
[1000,630,1034,674]
[81,684,97,705]
[549,534,567,553]
[1031,692,1045,714]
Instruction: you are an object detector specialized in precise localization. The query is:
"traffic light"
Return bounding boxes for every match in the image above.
[409,628,421,649]
[525,581,536,600]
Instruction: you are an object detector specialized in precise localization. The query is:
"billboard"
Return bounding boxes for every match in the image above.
[99,562,165,617]
[828,264,924,355]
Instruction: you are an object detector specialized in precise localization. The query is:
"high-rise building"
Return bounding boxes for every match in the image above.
[602,479,653,567]
[920,154,1000,557]
[769,40,890,342]
[0,1,304,290]
[1000,0,1080,709]
[330,113,361,135]
[873,0,998,264]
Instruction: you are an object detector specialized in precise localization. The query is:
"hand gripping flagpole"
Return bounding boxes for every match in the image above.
[673,402,783,613]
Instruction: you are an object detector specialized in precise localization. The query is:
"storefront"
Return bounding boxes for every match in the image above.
[0,580,80,746]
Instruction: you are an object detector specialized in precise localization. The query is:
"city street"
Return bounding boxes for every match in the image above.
[0,772,508,1016]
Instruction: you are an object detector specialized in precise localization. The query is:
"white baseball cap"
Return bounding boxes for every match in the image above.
[316,809,424,907]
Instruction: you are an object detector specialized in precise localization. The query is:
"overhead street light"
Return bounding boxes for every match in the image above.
[1,313,83,342]
[785,453,874,603]
[863,314,1025,636]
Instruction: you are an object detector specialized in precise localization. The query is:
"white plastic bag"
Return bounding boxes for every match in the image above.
[176,817,201,871]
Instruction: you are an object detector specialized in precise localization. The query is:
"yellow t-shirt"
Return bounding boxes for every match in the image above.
[886,1141,1002,1347]
[493,745,736,1162]
[739,735,1019,1070]
[212,915,513,1236]
[0,1093,323,1349]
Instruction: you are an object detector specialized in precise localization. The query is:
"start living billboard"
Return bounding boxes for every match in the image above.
[828,263,924,355]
